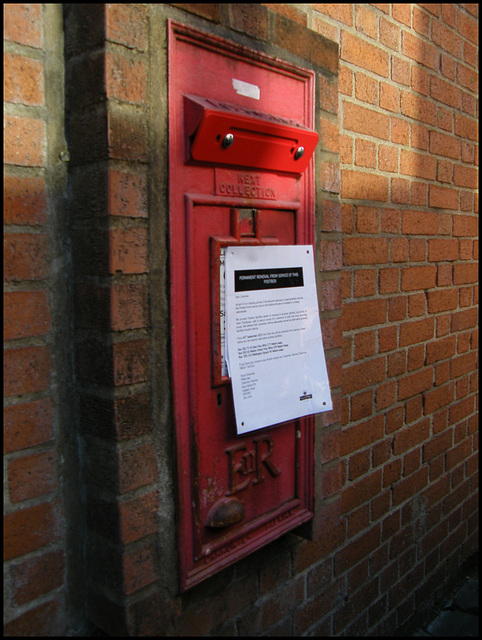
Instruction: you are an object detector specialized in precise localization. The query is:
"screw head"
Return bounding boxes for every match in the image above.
[294,146,304,160]
[222,133,234,148]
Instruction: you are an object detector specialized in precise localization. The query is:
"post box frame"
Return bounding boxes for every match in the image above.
[168,20,318,591]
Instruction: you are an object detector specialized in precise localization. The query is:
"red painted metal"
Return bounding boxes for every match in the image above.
[184,95,319,174]
[168,20,318,591]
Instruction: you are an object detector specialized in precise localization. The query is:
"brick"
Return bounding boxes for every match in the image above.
[379,267,399,293]
[343,237,388,265]
[320,198,341,232]
[457,63,478,94]
[273,14,338,73]
[376,380,396,410]
[314,4,353,26]
[393,418,430,455]
[354,331,376,360]
[355,138,376,167]
[8,450,57,502]
[3,3,42,48]
[422,428,453,462]
[118,490,158,544]
[335,524,381,575]
[457,12,478,45]
[4,233,49,281]
[402,31,439,70]
[412,6,430,37]
[428,238,458,261]
[341,31,389,77]
[400,91,436,125]
[392,56,411,86]
[228,3,269,40]
[4,53,44,106]
[122,542,159,595]
[4,399,54,454]
[113,339,149,386]
[453,165,478,189]
[350,389,374,422]
[392,467,428,506]
[399,317,434,347]
[451,308,477,333]
[380,82,399,113]
[4,346,51,397]
[320,160,340,193]
[355,4,377,39]
[380,17,400,50]
[449,396,476,426]
[453,263,478,285]
[108,111,148,162]
[388,296,407,322]
[429,131,460,159]
[4,502,60,560]
[423,383,454,415]
[453,214,478,237]
[354,269,377,296]
[79,391,151,441]
[105,52,147,104]
[392,4,412,26]
[110,283,148,331]
[3,599,65,637]
[401,266,436,291]
[320,119,340,153]
[341,170,388,201]
[109,227,148,274]
[391,117,409,145]
[391,177,410,204]
[400,150,436,180]
[321,463,343,497]
[4,290,51,340]
[411,121,429,150]
[319,279,342,311]
[11,550,64,605]
[319,238,342,270]
[398,368,433,401]
[430,76,461,109]
[427,289,458,313]
[441,54,456,81]
[429,185,459,210]
[118,443,158,494]
[343,102,390,140]
[378,144,398,172]
[343,299,387,330]
[454,113,478,141]
[451,352,477,379]
[319,75,338,115]
[4,175,47,225]
[355,73,378,105]
[342,357,387,395]
[105,3,147,50]
[401,210,437,235]
[4,115,46,167]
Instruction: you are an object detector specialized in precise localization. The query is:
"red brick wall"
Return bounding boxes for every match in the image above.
[4,4,67,635]
[3,3,478,636]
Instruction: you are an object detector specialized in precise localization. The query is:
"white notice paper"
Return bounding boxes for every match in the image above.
[225,245,332,434]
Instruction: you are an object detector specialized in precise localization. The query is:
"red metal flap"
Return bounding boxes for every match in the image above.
[184,95,318,174]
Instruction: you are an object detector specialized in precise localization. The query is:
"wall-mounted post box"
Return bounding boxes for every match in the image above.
[168,21,320,590]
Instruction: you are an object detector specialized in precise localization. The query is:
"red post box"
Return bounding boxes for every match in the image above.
[168,21,320,590]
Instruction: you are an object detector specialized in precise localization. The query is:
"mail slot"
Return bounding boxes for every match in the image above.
[184,95,319,173]
[169,21,320,591]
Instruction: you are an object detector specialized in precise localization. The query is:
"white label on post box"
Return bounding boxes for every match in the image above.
[225,245,332,434]
[232,78,260,100]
